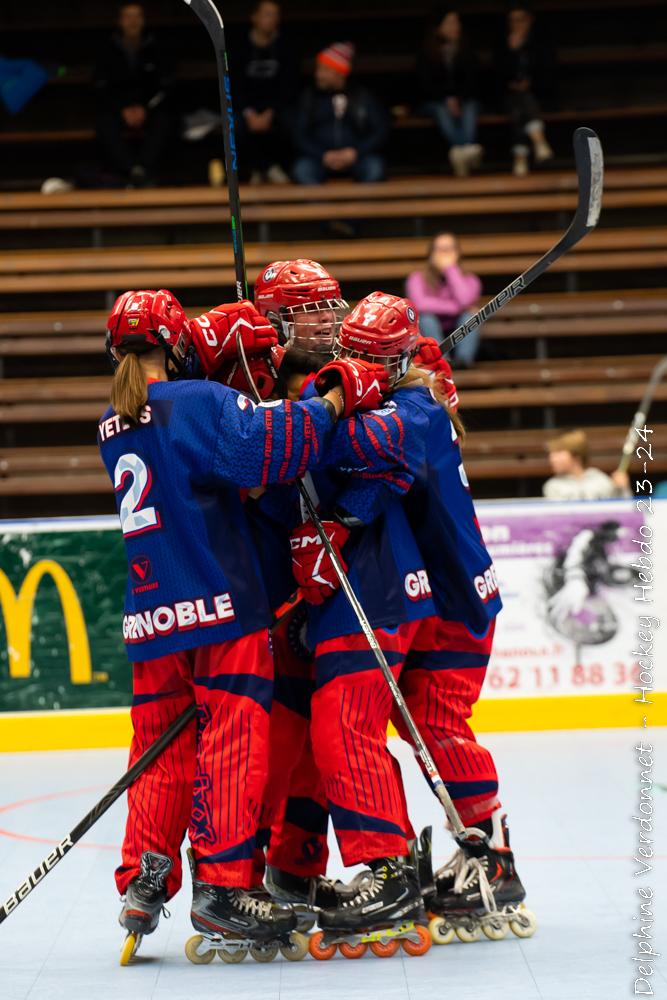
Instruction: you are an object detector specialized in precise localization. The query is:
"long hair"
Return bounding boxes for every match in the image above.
[422,8,469,65]
[110,352,148,424]
[396,364,466,442]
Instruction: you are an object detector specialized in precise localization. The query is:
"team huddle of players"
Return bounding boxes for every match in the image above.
[99,260,534,965]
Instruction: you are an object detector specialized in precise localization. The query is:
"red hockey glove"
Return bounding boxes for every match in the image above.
[436,370,460,413]
[314,358,388,416]
[290,519,350,605]
[191,300,278,376]
[413,338,459,413]
[214,343,286,400]
[413,336,445,370]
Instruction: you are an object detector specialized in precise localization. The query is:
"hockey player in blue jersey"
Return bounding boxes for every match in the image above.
[310,291,535,947]
[98,287,389,963]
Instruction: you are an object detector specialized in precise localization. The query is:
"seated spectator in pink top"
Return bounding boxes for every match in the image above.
[405,231,481,367]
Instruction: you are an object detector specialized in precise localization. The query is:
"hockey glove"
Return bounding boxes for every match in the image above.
[414,337,459,412]
[191,300,278,376]
[315,358,388,416]
[215,343,286,400]
[290,519,350,605]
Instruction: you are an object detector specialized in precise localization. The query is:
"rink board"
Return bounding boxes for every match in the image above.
[0,500,665,750]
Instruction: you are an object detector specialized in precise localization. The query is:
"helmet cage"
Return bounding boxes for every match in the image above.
[271,298,349,354]
[334,343,413,388]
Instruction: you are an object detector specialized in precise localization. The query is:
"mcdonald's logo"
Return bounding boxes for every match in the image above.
[0,560,92,684]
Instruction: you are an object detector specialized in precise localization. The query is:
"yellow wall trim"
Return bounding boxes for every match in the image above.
[1,693,663,752]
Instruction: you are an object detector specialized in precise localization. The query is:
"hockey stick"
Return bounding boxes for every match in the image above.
[617,355,667,473]
[440,126,604,355]
[182,0,247,301]
[186,0,482,843]
[0,704,197,925]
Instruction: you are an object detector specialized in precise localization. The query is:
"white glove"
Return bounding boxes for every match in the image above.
[547,575,590,628]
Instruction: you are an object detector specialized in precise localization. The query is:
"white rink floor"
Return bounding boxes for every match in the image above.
[1,728,665,1000]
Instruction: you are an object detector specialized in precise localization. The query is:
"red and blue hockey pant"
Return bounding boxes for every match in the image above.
[310,622,421,867]
[393,615,500,827]
[115,629,274,901]
[256,606,329,879]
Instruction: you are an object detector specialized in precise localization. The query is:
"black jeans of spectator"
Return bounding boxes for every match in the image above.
[505,91,544,150]
[96,106,171,179]
[236,115,288,178]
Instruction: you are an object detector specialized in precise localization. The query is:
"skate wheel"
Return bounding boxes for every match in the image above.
[428,916,456,946]
[185,934,215,964]
[369,938,399,958]
[482,919,508,941]
[250,942,279,963]
[119,932,139,966]
[509,906,538,939]
[218,944,247,963]
[280,932,310,962]
[455,923,482,943]
[402,925,432,957]
[309,931,337,961]
[340,940,368,959]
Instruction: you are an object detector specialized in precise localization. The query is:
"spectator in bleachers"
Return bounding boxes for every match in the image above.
[418,10,483,177]
[94,3,172,187]
[496,4,555,177]
[543,430,631,500]
[290,42,389,184]
[231,0,296,184]
[406,231,482,367]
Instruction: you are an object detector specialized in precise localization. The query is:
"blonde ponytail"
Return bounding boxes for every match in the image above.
[396,365,466,443]
[110,353,148,424]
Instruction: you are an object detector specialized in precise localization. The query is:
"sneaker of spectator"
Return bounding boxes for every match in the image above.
[496,4,556,176]
[94,2,173,187]
[230,0,297,184]
[405,231,482,368]
[418,10,483,177]
[290,42,389,184]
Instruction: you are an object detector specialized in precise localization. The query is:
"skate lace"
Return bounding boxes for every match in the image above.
[232,889,274,920]
[452,855,497,913]
[342,871,382,909]
[438,847,468,882]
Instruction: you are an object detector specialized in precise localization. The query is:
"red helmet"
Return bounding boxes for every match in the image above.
[253,259,349,358]
[335,291,420,386]
[105,289,192,376]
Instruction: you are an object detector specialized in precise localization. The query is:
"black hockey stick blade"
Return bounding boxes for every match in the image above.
[0,704,196,925]
[441,127,604,355]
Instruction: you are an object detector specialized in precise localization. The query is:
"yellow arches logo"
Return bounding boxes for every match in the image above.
[0,560,92,684]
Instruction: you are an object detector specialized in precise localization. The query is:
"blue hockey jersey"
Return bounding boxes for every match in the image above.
[351,386,502,633]
[250,389,436,645]
[98,379,338,661]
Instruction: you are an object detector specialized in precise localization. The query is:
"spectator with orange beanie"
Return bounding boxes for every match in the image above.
[290,42,390,184]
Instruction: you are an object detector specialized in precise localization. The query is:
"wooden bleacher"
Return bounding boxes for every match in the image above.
[0,166,666,233]
[1,170,665,512]
[2,290,667,360]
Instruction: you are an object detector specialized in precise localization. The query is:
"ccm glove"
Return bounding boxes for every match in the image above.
[191,300,278,376]
[290,519,350,605]
[315,358,388,416]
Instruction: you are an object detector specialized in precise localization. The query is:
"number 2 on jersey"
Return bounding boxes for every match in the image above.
[114,453,160,536]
